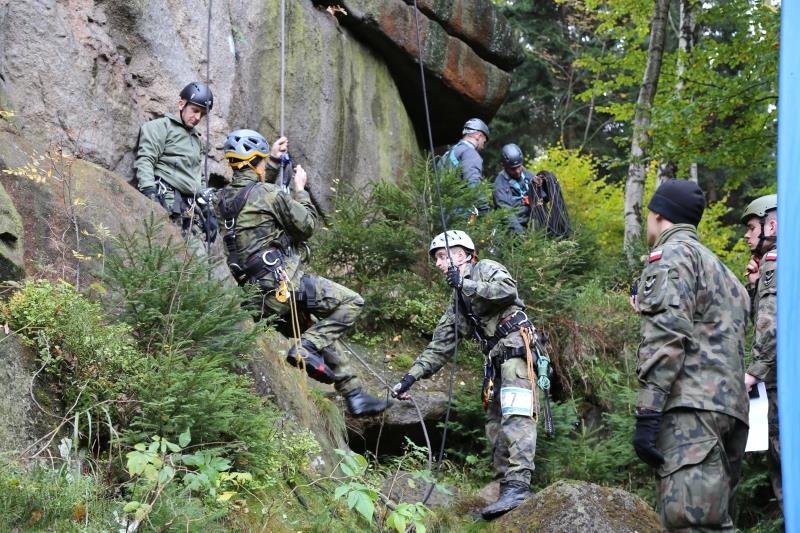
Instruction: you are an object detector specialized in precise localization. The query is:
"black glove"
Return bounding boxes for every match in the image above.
[632,409,665,468]
[446,266,462,290]
[140,186,158,200]
[391,374,416,398]
[201,206,218,243]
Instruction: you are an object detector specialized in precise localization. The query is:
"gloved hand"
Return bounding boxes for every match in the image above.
[140,186,158,200]
[201,206,218,243]
[391,374,416,400]
[446,265,462,290]
[632,409,665,468]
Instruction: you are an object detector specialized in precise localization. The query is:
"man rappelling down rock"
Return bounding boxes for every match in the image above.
[214,128,388,418]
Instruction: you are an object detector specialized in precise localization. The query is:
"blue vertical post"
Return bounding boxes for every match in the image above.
[778,2,798,529]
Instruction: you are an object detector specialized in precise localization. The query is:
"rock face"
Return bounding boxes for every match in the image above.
[0,181,24,282]
[0,0,518,208]
[316,0,522,143]
[488,480,662,533]
[0,335,50,454]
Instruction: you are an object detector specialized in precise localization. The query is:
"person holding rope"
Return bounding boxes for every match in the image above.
[214,129,388,418]
[492,143,535,234]
[392,230,551,520]
[134,82,217,253]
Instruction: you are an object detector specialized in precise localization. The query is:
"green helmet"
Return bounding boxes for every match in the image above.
[741,194,777,224]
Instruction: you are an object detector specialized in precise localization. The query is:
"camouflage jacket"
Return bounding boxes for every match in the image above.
[747,246,777,385]
[134,113,204,195]
[214,167,317,283]
[407,259,525,380]
[636,224,749,424]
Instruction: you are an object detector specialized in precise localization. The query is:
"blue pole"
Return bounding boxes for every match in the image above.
[778,1,798,529]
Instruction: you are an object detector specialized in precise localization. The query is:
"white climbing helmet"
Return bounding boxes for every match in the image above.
[428,230,475,257]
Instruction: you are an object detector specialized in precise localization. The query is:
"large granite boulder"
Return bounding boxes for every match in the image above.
[488,479,662,532]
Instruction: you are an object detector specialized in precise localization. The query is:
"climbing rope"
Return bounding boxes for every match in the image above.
[410,0,463,506]
[280,0,286,138]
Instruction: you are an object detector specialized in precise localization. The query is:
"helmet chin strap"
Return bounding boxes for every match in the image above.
[755,216,777,257]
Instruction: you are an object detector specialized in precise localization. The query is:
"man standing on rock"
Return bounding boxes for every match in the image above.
[741,194,781,510]
[214,128,388,418]
[392,230,551,519]
[441,118,491,214]
[134,82,217,250]
[631,179,750,530]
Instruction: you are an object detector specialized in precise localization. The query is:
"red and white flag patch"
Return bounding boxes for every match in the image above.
[764,251,777,261]
[649,250,663,263]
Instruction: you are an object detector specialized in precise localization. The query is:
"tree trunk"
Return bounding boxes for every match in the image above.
[678,0,698,183]
[657,0,697,185]
[624,0,671,263]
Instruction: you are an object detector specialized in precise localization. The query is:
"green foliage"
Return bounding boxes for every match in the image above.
[105,217,260,364]
[698,197,751,274]
[0,458,117,531]
[122,430,255,526]
[3,220,324,525]
[331,448,430,532]
[2,279,150,443]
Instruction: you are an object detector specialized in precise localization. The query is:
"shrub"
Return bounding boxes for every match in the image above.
[0,458,117,531]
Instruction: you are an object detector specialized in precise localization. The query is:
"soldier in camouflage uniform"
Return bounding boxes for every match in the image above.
[741,194,781,509]
[392,230,551,520]
[631,179,750,531]
[134,82,217,251]
[214,129,388,417]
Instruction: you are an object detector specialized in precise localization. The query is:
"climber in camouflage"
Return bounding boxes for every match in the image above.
[392,230,551,520]
[742,194,781,510]
[631,179,750,531]
[214,129,387,418]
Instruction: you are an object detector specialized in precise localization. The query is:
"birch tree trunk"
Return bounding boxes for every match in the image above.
[624,0,671,263]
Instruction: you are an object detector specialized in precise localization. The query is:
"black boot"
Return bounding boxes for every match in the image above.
[480,480,531,520]
[286,340,337,384]
[344,388,389,417]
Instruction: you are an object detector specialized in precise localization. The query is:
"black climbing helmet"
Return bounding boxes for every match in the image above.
[223,129,270,162]
[463,118,490,139]
[179,82,214,111]
[501,143,524,167]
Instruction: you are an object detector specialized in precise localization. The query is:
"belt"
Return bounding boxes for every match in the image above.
[242,247,284,282]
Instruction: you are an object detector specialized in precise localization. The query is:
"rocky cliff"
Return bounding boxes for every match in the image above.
[0,0,520,208]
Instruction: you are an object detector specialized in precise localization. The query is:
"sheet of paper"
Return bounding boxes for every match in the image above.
[745,381,769,453]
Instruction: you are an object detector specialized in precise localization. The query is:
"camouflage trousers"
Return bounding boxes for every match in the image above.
[484,331,537,485]
[766,386,782,510]
[655,409,748,532]
[254,272,364,394]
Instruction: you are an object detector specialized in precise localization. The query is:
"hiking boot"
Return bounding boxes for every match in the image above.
[480,480,531,520]
[344,388,389,417]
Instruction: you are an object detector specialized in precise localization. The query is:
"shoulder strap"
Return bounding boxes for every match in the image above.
[219,182,258,222]
[218,182,259,285]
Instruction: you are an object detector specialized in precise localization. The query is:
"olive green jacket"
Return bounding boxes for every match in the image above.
[636,224,750,424]
[408,259,525,380]
[134,113,204,195]
[747,245,777,385]
[215,167,317,284]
